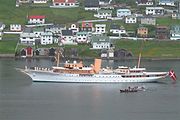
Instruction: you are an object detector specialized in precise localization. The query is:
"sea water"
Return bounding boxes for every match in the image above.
[0,58,180,120]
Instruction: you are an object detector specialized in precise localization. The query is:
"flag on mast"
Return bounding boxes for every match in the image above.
[169,69,177,81]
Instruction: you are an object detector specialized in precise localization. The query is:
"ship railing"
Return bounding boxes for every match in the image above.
[32,67,51,71]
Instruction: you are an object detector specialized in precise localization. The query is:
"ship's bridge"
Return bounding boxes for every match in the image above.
[64,60,84,69]
[129,67,146,73]
[114,66,130,74]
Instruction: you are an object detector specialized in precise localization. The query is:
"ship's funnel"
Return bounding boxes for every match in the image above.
[93,59,102,73]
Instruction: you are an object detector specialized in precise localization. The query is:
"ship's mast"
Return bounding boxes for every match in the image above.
[137,40,144,68]
[137,52,141,68]
[57,52,60,67]
[55,48,63,67]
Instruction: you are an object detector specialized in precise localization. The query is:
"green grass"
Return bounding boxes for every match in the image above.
[115,40,180,58]
[0,40,18,54]
[1,38,180,58]
[2,34,19,40]
[1,0,180,58]
[1,0,180,30]
[63,44,99,58]
[157,17,180,26]
[37,40,180,58]
[0,0,95,25]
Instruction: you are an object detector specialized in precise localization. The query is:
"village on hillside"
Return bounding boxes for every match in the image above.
[0,0,180,58]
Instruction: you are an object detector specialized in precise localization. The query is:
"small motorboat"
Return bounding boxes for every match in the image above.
[120,89,138,93]
[120,86,145,93]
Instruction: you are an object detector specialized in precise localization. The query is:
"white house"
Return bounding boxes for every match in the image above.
[99,0,112,5]
[125,15,137,24]
[32,0,48,3]
[140,16,156,25]
[110,24,120,34]
[20,33,37,45]
[172,12,177,19]
[170,25,180,40]
[76,31,89,43]
[159,0,175,6]
[60,30,76,45]
[117,9,131,18]
[94,9,112,19]
[52,0,79,8]
[95,24,106,34]
[172,12,180,19]
[10,24,22,31]
[40,32,53,45]
[146,7,164,15]
[28,15,46,24]
[68,23,79,34]
[91,35,111,49]
[110,24,126,35]
[18,0,30,3]
[136,0,154,6]
[45,24,66,34]
[119,26,126,35]
[0,22,5,31]
[0,32,3,40]
[101,49,114,58]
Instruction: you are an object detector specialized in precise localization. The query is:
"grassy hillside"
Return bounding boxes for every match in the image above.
[1,0,180,30]
[1,37,180,58]
[1,0,180,58]
[0,40,18,54]
[157,17,180,26]
[0,0,95,25]
[115,40,180,58]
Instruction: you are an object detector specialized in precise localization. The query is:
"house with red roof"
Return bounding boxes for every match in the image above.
[52,0,79,8]
[79,21,94,32]
[28,15,46,24]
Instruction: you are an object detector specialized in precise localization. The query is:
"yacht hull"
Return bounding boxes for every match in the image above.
[21,69,168,83]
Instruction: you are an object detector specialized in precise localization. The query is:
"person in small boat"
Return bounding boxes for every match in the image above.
[128,86,131,90]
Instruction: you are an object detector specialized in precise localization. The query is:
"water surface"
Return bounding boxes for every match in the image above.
[0,58,180,120]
